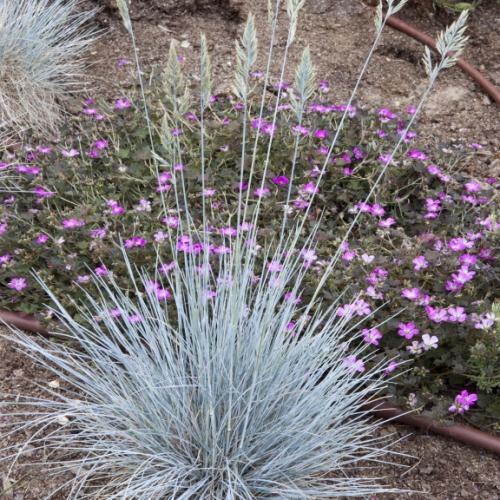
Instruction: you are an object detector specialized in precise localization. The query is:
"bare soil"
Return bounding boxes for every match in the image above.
[1,0,499,497]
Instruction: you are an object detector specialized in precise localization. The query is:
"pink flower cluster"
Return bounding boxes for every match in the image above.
[448,390,477,414]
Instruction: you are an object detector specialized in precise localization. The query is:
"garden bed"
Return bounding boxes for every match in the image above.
[1,0,499,497]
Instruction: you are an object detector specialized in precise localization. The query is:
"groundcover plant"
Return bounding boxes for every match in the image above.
[0,0,497,497]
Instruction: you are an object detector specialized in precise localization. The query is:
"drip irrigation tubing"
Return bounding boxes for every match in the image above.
[385,14,500,105]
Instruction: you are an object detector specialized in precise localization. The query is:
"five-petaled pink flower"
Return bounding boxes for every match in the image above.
[8,277,27,292]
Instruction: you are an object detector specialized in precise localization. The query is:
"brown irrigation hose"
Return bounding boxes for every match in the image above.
[385,14,500,105]
[1,309,500,455]
[365,400,500,456]
[0,310,50,338]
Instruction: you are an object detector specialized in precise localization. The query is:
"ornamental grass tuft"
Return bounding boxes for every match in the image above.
[0,0,97,139]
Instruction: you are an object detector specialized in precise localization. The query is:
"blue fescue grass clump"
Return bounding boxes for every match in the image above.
[2,247,404,498]
[0,0,97,138]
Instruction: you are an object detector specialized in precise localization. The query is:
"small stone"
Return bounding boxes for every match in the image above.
[180,40,190,49]
[48,379,60,389]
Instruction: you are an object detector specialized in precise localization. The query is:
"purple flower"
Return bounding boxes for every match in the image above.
[8,277,27,292]
[35,233,49,245]
[426,306,449,323]
[314,129,329,139]
[95,264,109,277]
[34,186,54,200]
[407,149,428,161]
[398,322,419,340]
[362,327,383,346]
[447,306,467,323]
[343,355,365,373]
[0,253,11,266]
[90,228,107,239]
[94,139,109,150]
[254,187,270,198]
[449,390,477,414]
[124,236,147,249]
[378,108,397,122]
[271,175,289,187]
[115,98,132,110]
[448,237,473,252]
[378,217,396,228]
[401,287,420,301]
[412,255,429,271]
[62,218,85,229]
[384,361,399,376]
[292,125,310,136]
[61,148,79,158]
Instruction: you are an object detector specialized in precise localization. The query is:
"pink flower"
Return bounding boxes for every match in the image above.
[401,287,420,301]
[203,188,216,197]
[292,125,310,136]
[95,265,109,277]
[8,277,27,292]
[254,187,270,198]
[115,98,132,110]
[271,175,289,187]
[300,182,319,196]
[342,250,356,262]
[267,261,283,273]
[124,236,147,249]
[128,313,142,324]
[361,254,375,264]
[426,306,449,323]
[35,233,49,245]
[398,322,419,340]
[300,249,317,267]
[343,355,365,373]
[162,215,179,228]
[407,149,428,161]
[447,306,467,323]
[421,333,438,351]
[379,153,392,165]
[90,228,107,239]
[61,148,79,158]
[452,266,476,285]
[449,390,477,414]
[94,139,109,150]
[384,361,399,376]
[62,218,85,229]
[353,299,371,316]
[34,186,54,199]
[378,108,397,122]
[448,237,473,252]
[412,255,429,271]
[378,217,396,228]
[362,327,383,346]
[464,180,482,193]
[314,129,329,139]
[0,253,11,266]
[369,204,385,217]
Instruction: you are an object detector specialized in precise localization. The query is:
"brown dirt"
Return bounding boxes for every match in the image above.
[2,0,500,497]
